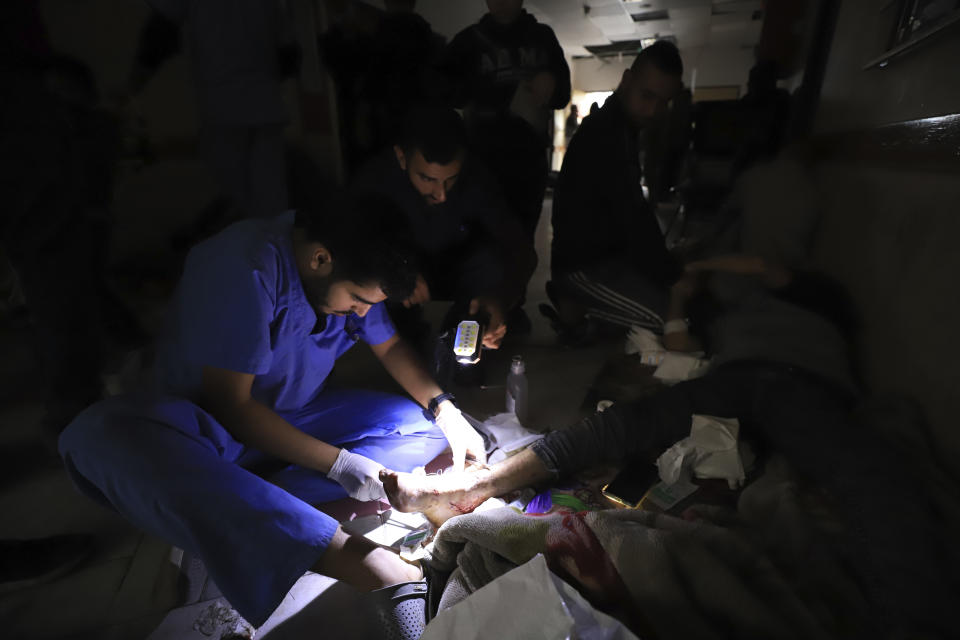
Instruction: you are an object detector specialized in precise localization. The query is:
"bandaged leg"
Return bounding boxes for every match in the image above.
[381,447,552,527]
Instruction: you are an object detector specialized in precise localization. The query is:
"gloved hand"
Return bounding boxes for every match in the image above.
[328,449,387,502]
[435,403,487,472]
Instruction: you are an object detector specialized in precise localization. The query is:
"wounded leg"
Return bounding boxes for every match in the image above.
[379,409,643,527]
[381,378,720,526]
[380,448,551,527]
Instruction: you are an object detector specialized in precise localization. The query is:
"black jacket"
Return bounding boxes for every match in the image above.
[552,94,679,285]
[440,10,570,139]
[352,149,533,304]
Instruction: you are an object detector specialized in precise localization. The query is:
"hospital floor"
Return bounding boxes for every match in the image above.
[0,186,620,639]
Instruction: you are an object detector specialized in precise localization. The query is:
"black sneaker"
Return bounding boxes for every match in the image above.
[538,303,599,347]
[538,303,563,334]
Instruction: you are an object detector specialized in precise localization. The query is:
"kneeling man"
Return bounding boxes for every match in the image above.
[60,194,484,630]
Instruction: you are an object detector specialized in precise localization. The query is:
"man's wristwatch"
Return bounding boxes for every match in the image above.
[424,392,457,422]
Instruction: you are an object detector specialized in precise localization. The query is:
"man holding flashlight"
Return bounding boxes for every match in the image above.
[59,193,483,632]
[353,105,535,354]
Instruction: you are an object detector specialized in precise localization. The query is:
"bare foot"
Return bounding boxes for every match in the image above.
[379,468,493,527]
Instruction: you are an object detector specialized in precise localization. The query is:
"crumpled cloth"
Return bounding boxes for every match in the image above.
[624,326,709,384]
[656,414,746,489]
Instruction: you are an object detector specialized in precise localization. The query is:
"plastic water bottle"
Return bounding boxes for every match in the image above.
[506,355,528,425]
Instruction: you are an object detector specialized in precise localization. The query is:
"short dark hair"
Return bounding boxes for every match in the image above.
[397,104,467,165]
[631,40,683,77]
[294,192,419,300]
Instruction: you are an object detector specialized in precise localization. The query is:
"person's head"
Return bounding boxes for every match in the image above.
[394,105,467,206]
[294,193,418,317]
[486,0,524,25]
[570,104,578,115]
[618,40,683,128]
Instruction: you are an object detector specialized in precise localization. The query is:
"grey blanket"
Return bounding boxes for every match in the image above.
[427,456,928,639]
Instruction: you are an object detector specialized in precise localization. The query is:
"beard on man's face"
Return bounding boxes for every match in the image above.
[302,273,334,314]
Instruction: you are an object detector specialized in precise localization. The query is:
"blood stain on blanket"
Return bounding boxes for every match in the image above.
[544,513,641,628]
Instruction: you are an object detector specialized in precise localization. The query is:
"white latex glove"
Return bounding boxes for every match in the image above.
[327,449,387,502]
[435,403,487,472]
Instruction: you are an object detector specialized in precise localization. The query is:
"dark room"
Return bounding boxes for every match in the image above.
[1,1,958,638]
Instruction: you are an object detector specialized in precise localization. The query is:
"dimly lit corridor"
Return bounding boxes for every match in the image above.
[1,1,958,638]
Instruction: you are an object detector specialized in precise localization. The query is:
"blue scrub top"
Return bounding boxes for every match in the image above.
[157,212,396,413]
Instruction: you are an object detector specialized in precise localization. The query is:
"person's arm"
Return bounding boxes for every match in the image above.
[199,366,341,472]
[685,254,792,288]
[369,335,486,468]
[662,255,795,352]
[662,256,764,353]
[368,334,442,409]
[401,274,432,309]
[200,366,386,500]
[469,296,508,349]
[662,273,702,352]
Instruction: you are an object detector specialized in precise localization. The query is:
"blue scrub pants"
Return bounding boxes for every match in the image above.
[58,389,448,627]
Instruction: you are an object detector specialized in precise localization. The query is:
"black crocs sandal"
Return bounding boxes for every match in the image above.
[365,578,429,640]
[361,560,452,639]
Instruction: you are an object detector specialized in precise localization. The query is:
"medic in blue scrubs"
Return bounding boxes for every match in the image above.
[58,195,485,627]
